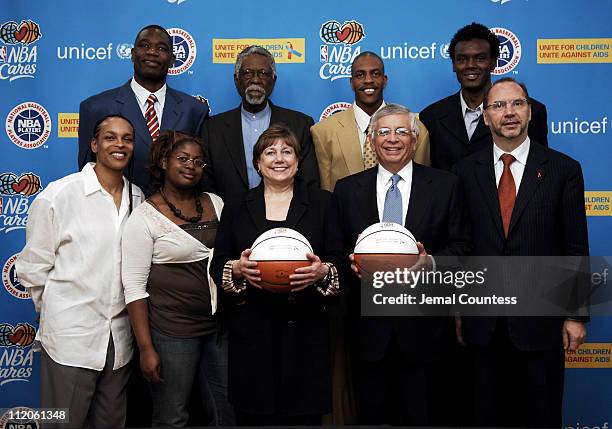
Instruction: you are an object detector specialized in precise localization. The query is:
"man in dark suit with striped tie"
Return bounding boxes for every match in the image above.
[453,78,589,427]
[78,24,209,193]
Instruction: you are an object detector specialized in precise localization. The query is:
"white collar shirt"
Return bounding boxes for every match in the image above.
[16,163,144,371]
[493,137,531,193]
[131,78,167,125]
[460,90,483,140]
[376,162,413,224]
[353,101,386,154]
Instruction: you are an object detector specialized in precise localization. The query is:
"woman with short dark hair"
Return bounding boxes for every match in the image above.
[210,123,339,425]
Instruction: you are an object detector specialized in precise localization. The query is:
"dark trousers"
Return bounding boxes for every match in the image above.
[40,336,130,429]
[472,317,565,428]
[352,339,437,426]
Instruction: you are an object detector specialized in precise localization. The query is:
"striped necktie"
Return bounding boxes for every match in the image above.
[145,94,160,140]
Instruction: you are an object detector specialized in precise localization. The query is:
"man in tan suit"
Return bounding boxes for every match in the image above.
[312,51,429,191]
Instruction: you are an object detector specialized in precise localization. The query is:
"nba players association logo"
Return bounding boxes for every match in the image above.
[491,27,522,75]
[5,102,51,149]
[3,253,30,299]
[319,20,365,81]
[168,28,196,75]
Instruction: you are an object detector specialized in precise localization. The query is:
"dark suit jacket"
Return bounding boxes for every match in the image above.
[420,91,548,171]
[201,102,320,203]
[210,179,332,416]
[327,164,471,362]
[78,80,209,192]
[453,142,589,351]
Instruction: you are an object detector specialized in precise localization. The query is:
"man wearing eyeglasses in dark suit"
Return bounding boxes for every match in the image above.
[202,45,319,203]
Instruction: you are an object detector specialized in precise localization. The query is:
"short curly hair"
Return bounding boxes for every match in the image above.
[148,130,207,194]
[449,22,500,62]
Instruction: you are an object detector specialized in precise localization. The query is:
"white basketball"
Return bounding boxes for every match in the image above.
[354,222,418,255]
[250,227,313,261]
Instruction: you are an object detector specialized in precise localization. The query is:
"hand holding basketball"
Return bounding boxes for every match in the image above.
[289,252,328,291]
[233,249,262,288]
[407,242,433,272]
[349,253,362,279]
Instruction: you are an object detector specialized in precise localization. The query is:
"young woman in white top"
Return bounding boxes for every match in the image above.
[16,115,143,428]
[122,130,234,427]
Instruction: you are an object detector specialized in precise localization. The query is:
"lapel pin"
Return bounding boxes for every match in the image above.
[537,171,543,178]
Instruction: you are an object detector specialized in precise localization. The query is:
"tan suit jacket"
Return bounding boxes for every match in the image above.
[311,106,430,191]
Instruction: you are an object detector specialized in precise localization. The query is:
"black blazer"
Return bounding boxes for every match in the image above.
[327,164,471,362]
[453,142,589,350]
[201,102,320,204]
[210,179,332,416]
[78,80,209,192]
[420,91,548,171]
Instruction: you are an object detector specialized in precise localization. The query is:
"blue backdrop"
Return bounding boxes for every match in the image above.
[1,0,610,425]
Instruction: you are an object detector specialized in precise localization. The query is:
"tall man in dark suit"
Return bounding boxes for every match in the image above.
[420,22,548,171]
[453,78,588,427]
[79,25,209,192]
[328,103,471,425]
[202,45,319,203]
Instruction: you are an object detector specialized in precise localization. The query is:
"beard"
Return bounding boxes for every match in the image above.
[245,84,267,105]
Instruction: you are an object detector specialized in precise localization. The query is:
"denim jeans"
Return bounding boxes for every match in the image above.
[149,328,235,427]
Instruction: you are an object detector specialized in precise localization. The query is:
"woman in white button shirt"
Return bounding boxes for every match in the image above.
[121,130,234,427]
[16,115,143,429]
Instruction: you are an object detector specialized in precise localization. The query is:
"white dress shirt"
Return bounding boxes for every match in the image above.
[376,162,413,223]
[121,195,224,313]
[460,91,483,140]
[131,78,166,125]
[493,137,531,193]
[353,101,386,155]
[16,163,144,371]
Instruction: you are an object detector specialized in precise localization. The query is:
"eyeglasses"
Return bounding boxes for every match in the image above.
[484,98,529,112]
[372,127,416,138]
[238,68,274,80]
[175,156,206,169]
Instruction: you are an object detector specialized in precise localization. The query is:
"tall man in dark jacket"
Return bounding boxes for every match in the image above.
[79,25,209,192]
[202,45,319,203]
[420,22,548,171]
[328,103,470,425]
[453,78,588,427]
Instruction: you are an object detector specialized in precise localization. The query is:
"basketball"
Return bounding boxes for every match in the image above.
[250,228,313,293]
[9,323,36,347]
[354,222,419,275]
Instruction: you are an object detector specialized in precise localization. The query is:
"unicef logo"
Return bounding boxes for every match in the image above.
[2,253,30,300]
[439,43,450,59]
[168,28,196,75]
[5,102,51,149]
[115,43,133,60]
[491,27,522,75]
